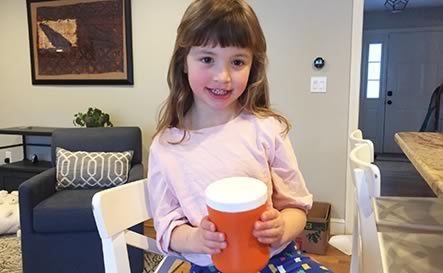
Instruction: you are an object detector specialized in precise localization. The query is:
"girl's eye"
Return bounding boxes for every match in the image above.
[232,59,245,66]
[200,57,213,64]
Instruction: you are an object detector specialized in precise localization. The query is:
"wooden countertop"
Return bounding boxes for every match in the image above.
[395,132,443,197]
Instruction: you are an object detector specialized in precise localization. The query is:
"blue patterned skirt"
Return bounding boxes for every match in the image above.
[190,241,334,273]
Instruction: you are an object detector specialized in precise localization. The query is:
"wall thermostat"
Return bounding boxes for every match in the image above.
[313,57,325,69]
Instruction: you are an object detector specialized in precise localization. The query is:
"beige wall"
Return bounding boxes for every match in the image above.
[0,0,354,220]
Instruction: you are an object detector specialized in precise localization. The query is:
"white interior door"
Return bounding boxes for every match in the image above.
[383,30,443,153]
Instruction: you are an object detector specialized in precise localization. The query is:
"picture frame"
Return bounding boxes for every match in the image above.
[26,0,133,85]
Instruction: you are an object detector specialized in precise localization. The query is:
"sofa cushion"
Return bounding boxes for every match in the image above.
[33,189,103,232]
[56,148,133,190]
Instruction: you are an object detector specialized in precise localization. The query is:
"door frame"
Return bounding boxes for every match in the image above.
[345,0,364,234]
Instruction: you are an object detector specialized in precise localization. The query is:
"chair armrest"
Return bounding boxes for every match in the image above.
[127,163,144,182]
[19,168,57,233]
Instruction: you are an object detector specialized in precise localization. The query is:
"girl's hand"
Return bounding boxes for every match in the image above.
[253,208,285,248]
[192,216,226,254]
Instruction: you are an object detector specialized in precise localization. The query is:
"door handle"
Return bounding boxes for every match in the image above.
[387,100,392,105]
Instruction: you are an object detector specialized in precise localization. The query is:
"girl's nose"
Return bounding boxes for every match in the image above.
[214,65,231,83]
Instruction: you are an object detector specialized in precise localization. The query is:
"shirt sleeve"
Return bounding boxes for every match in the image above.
[147,144,188,256]
[268,120,313,212]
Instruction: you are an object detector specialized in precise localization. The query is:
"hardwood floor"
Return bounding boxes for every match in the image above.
[375,153,436,197]
[144,220,350,273]
[307,246,350,273]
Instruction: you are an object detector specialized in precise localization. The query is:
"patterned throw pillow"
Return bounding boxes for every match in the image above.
[55,147,133,190]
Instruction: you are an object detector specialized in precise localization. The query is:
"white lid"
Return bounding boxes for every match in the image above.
[205,177,267,213]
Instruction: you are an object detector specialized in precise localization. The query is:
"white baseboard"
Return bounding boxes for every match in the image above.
[330,218,346,235]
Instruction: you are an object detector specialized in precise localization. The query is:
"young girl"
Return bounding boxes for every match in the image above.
[148,0,334,272]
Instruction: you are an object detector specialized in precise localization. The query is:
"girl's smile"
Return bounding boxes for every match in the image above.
[207,87,232,97]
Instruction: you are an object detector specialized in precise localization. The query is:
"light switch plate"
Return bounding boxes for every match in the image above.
[311,76,327,93]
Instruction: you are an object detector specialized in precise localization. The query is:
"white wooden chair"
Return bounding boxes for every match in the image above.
[349,143,443,273]
[343,129,376,273]
[349,129,374,162]
[92,178,184,273]
[349,143,384,273]
[347,130,442,273]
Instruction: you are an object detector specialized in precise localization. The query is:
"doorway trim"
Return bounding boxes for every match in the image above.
[345,0,364,234]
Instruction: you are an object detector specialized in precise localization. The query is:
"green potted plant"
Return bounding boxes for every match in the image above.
[73,107,113,127]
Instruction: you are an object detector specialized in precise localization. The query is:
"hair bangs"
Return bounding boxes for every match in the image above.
[188,13,255,49]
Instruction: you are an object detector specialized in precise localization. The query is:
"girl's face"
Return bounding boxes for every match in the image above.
[185,45,252,116]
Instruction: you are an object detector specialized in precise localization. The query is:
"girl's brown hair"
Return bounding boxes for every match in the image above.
[154,0,290,141]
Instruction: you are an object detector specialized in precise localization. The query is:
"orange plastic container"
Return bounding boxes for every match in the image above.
[205,177,270,273]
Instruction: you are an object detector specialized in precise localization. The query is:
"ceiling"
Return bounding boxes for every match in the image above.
[364,0,443,11]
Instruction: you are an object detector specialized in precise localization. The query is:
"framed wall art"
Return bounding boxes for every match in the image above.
[26,0,133,85]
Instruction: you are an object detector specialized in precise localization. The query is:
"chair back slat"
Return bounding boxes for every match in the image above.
[92,179,150,239]
[350,144,381,197]
[124,230,163,255]
[350,129,375,163]
[350,128,363,141]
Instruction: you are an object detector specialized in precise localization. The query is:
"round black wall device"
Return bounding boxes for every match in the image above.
[313,57,325,69]
[31,154,39,164]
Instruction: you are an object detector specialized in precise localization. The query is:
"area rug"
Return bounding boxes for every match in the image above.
[0,235,163,273]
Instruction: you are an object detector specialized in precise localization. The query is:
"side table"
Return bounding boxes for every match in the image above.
[0,126,60,191]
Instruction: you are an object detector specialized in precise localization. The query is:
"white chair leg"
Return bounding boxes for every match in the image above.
[102,233,132,273]
[350,212,359,273]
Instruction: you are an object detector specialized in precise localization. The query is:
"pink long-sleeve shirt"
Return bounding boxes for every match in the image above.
[147,112,313,266]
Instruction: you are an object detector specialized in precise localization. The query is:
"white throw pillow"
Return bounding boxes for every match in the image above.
[56,147,133,190]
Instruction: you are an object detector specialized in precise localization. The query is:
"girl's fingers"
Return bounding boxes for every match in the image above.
[253,227,280,238]
[255,217,279,231]
[203,230,225,242]
[204,240,227,250]
[203,247,222,255]
[198,216,227,254]
[254,229,282,246]
[200,217,216,232]
[200,236,227,254]
[257,236,276,244]
[260,209,279,221]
